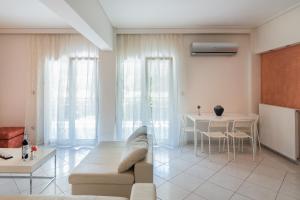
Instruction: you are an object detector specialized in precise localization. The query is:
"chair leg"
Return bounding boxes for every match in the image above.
[179,131,183,152]
[227,137,230,160]
[257,133,262,152]
[241,138,244,153]
[219,138,221,152]
[252,137,255,161]
[233,137,236,160]
[208,137,211,160]
[201,133,204,153]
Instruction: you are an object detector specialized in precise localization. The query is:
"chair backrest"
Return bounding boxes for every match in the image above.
[208,119,229,132]
[248,113,259,123]
[181,115,190,131]
[232,119,255,133]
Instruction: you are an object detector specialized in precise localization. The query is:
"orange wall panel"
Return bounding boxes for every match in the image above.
[261,44,300,109]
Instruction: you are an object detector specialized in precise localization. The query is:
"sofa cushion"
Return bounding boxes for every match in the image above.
[69,163,135,184]
[69,141,135,185]
[126,126,147,143]
[118,142,148,173]
[128,135,148,144]
[0,127,24,140]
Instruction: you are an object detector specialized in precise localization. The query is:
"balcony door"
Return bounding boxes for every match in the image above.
[146,57,173,144]
[119,57,175,145]
[43,57,99,146]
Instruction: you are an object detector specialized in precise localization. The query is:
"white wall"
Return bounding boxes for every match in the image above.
[99,51,117,140]
[249,32,261,114]
[183,34,253,114]
[255,5,300,53]
[0,35,30,127]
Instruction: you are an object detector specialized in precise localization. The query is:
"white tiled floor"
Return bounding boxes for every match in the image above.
[0,144,299,200]
[154,145,300,200]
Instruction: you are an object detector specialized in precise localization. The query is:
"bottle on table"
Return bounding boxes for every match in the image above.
[22,133,29,160]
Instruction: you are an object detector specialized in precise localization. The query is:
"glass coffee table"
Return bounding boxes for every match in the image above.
[0,147,56,194]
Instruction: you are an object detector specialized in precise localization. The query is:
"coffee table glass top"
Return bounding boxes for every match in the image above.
[0,147,56,173]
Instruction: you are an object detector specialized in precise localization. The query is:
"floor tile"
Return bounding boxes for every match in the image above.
[177,153,205,164]
[279,181,300,199]
[238,181,277,200]
[39,182,64,195]
[184,193,207,200]
[209,171,244,191]
[55,175,71,193]
[20,181,63,195]
[154,175,166,187]
[169,172,205,192]
[157,182,189,200]
[230,158,259,170]
[276,193,300,200]
[284,172,300,186]
[253,165,286,180]
[154,160,164,168]
[194,182,234,200]
[0,178,15,187]
[197,158,225,171]
[14,178,50,192]
[168,158,195,171]
[0,180,19,195]
[260,157,300,173]
[247,172,283,192]
[154,164,183,180]
[230,194,252,200]
[220,163,253,179]
[185,164,216,180]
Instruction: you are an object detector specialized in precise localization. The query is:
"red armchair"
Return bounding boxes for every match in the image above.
[0,127,24,148]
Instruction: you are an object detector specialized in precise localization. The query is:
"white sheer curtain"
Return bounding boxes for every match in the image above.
[31,34,100,147]
[116,34,184,147]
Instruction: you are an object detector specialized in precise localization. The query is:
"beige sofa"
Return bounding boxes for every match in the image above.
[68,137,153,198]
[2,183,156,200]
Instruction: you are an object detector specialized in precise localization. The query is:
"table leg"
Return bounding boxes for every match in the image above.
[54,155,57,178]
[30,172,32,194]
[253,122,257,155]
[194,120,197,156]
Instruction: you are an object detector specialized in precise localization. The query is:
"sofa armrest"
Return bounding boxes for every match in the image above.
[130,183,156,200]
[134,159,153,183]
[134,134,153,183]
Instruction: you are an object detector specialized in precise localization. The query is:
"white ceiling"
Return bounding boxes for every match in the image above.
[1,0,300,29]
[0,0,69,28]
[99,0,300,28]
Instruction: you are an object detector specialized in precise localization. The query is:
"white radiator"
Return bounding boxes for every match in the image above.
[259,104,299,161]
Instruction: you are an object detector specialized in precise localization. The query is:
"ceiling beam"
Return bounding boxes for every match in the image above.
[39,0,113,50]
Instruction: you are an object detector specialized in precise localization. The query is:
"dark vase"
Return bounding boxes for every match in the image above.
[214,105,224,116]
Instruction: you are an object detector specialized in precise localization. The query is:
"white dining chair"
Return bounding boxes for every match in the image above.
[201,119,230,160]
[227,119,256,160]
[249,113,261,152]
[179,115,200,151]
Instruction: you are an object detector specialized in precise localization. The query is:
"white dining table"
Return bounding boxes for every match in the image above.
[185,113,259,156]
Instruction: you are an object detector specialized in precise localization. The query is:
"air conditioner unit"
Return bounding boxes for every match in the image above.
[191,42,238,56]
